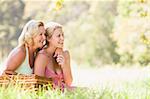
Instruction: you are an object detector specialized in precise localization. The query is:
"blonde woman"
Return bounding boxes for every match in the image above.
[3,20,46,75]
[34,22,73,90]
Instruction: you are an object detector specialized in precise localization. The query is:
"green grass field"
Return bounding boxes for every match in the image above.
[0,77,150,99]
[1,64,150,99]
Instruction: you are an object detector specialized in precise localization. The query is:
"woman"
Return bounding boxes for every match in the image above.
[3,20,46,75]
[34,22,73,90]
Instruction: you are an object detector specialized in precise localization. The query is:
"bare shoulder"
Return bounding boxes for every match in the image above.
[36,52,49,60]
[5,45,26,70]
[35,51,49,64]
[36,50,49,60]
[8,46,26,61]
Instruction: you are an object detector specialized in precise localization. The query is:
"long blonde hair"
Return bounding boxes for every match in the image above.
[18,20,44,46]
[45,21,62,39]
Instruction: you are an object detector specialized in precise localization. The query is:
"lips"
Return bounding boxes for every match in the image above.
[59,42,63,45]
[59,41,64,44]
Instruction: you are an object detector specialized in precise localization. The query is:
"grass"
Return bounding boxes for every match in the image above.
[1,63,150,98]
[1,78,150,99]
[0,83,99,99]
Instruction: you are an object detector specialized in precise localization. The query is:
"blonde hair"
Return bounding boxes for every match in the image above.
[45,21,62,38]
[18,20,44,46]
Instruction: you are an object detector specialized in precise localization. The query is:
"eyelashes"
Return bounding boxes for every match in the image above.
[57,34,64,37]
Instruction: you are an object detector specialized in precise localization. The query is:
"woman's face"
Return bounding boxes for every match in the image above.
[33,26,46,49]
[49,28,64,48]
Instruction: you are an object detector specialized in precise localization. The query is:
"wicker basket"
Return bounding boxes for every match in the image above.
[0,74,52,91]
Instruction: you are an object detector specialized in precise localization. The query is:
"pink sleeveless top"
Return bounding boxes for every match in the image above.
[45,66,65,90]
[38,50,76,91]
[38,50,65,90]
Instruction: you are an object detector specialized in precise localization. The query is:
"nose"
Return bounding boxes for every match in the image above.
[60,35,64,41]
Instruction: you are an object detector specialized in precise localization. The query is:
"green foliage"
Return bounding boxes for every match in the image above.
[0,0,25,60]
[63,1,119,66]
[119,52,133,65]
[113,0,150,65]
[140,31,150,45]
[138,48,150,66]
[2,0,150,66]
[117,0,134,17]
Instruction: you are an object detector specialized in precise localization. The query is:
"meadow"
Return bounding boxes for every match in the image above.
[1,64,150,99]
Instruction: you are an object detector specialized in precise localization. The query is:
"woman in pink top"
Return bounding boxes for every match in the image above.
[34,22,73,91]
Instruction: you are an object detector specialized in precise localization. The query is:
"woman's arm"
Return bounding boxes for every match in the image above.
[61,51,73,86]
[4,47,25,74]
[34,53,48,77]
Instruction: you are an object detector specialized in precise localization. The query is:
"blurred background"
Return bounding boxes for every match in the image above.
[0,0,150,96]
[0,0,150,87]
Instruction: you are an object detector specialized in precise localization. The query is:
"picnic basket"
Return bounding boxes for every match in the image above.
[0,74,52,91]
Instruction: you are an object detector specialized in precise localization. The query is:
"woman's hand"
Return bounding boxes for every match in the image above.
[54,48,65,68]
[54,48,63,58]
[56,54,65,67]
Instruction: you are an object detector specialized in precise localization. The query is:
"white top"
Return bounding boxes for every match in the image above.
[15,46,33,75]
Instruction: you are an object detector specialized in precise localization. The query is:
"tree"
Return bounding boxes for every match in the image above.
[63,1,119,66]
[0,0,25,60]
[113,0,150,65]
